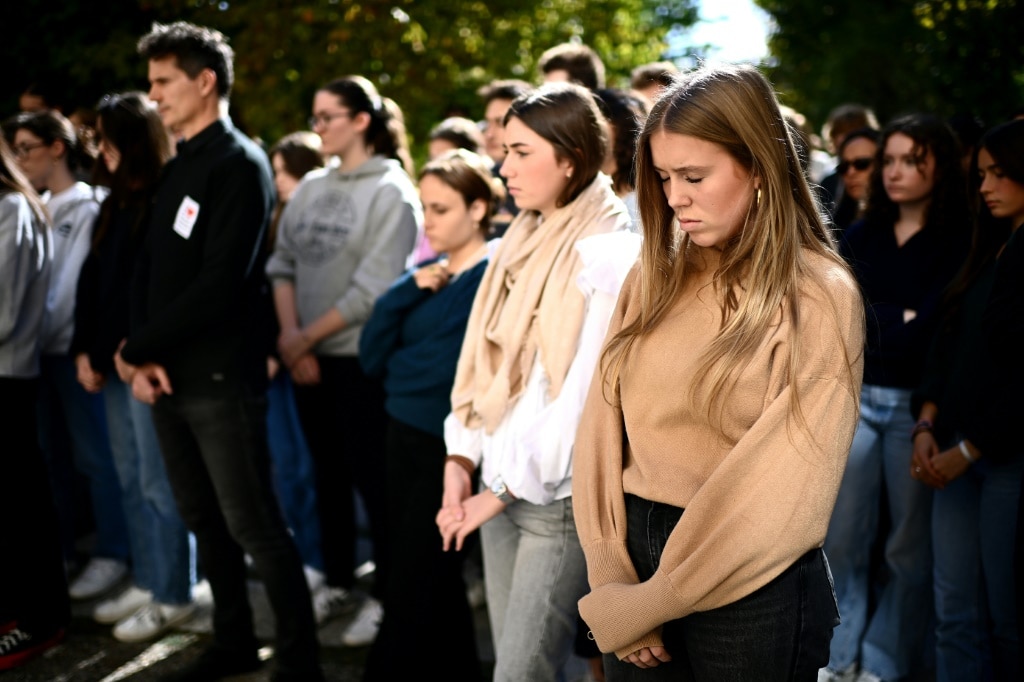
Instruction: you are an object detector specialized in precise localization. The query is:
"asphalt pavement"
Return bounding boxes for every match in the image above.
[7,572,495,682]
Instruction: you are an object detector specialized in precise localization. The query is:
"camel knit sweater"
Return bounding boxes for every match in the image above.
[573,246,865,658]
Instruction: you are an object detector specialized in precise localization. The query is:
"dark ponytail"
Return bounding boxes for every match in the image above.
[10,109,95,175]
[319,76,414,176]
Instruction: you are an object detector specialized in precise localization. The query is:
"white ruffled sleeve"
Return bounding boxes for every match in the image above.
[505,231,642,504]
[444,412,484,468]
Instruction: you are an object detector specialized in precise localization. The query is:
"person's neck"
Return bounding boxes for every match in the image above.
[894,199,930,245]
[445,236,488,274]
[47,165,77,195]
[339,144,373,173]
[179,100,222,142]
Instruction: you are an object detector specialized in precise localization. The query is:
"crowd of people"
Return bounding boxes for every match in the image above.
[1,18,1022,682]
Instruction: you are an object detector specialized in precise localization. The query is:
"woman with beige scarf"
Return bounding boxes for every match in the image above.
[436,82,639,681]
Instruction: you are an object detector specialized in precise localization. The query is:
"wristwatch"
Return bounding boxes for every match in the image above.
[490,476,515,504]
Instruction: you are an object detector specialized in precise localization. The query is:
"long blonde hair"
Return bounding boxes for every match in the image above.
[602,64,856,431]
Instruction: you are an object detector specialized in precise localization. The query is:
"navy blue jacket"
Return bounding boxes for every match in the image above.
[121,119,274,397]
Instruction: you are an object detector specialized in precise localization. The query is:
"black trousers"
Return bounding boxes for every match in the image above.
[1017,473,1024,675]
[363,418,481,681]
[0,377,69,632]
[603,494,839,682]
[151,392,320,677]
[292,355,389,597]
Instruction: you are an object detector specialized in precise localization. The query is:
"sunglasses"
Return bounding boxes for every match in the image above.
[837,157,873,175]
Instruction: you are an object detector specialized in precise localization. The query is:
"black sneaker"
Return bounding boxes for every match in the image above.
[0,624,66,671]
[160,644,262,681]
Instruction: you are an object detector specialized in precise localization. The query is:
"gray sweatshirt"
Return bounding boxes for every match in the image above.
[266,156,421,356]
[41,181,105,354]
[0,191,52,377]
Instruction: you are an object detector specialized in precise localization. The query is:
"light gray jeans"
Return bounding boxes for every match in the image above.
[481,496,590,682]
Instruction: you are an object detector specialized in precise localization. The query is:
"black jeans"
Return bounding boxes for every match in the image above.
[0,378,69,632]
[363,418,480,681]
[603,494,839,682]
[151,392,320,676]
[292,355,389,597]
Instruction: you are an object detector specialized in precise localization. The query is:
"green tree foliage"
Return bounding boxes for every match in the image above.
[2,1,161,116]
[755,0,1024,134]
[4,1,696,158]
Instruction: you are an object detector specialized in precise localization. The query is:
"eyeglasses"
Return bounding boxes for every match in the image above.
[837,157,873,175]
[308,110,352,129]
[12,142,46,158]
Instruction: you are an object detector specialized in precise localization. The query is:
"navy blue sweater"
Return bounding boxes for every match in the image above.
[841,217,969,388]
[359,257,488,438]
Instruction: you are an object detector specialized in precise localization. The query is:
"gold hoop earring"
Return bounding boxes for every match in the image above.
[756,188,762,207]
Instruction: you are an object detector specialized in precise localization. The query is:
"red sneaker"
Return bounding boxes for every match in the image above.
[0,625,66,671]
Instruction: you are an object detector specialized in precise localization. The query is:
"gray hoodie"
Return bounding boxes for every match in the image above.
[266,156,421,356]
[0,191,52,377]
[41,181,105,354]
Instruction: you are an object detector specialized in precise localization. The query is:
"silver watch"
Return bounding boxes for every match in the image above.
[490,476,515,504]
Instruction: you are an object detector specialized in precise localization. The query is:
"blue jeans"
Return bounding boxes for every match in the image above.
[103,378,193,604]
[481,495,590,682]
[932,451,1022,682]
[266,371,323,572]
[602,495,838,681]
[37,354,129,562]
[151,392,320,677]
[824,385,933,680]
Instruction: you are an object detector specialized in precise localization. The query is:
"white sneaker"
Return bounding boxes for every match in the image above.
[191,578,213,606]
[312,585,355,625]
[69,558,128,600]
[341,597,383,647]
[93,585,153,624]
[818,665,859,682]
[304,565,326,592]
[112,602,195,643]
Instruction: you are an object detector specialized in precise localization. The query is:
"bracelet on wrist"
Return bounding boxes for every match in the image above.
[958,440,976,464]
[910,419,934,442]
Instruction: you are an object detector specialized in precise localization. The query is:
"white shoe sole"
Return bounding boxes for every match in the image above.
[94,593,153,625]
[112,607,196,644]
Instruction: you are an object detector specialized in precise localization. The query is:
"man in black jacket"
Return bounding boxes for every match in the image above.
[116,21,322,682]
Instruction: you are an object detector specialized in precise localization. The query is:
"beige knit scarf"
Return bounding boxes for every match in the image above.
[451,174,626,433]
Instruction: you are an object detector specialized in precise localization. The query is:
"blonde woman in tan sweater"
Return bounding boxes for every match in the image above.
[572,64,866,681]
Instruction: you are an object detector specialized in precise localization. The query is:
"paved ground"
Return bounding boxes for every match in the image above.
[9,572,495,681]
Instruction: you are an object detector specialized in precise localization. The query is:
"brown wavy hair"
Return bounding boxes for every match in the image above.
[503,82,608,210]
[419,148,505,235]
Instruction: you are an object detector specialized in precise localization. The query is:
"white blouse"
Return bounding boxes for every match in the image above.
[444,230,641,505]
